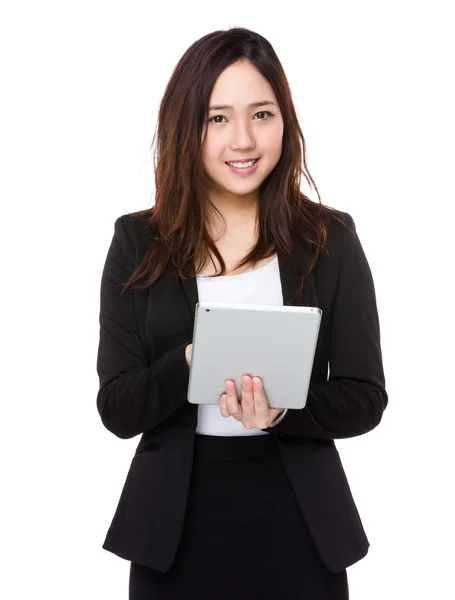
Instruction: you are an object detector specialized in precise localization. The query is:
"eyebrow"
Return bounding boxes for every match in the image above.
[208,100,277,111]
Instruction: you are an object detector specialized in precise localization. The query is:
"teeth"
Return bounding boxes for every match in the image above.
[227,159,257,169]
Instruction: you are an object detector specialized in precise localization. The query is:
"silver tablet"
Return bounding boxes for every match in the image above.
[187,301,322,410]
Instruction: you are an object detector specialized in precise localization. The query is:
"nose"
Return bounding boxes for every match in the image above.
[229,120,256,152]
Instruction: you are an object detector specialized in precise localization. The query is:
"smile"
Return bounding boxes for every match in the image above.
[225,158,260,175]
[226,159,258,168]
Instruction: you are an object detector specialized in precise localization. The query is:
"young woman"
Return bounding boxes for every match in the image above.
[96,27,388,599]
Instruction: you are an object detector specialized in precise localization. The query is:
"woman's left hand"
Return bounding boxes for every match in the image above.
[220,375,284,430]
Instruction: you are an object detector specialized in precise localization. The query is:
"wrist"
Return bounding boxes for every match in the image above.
[268,408,288,428]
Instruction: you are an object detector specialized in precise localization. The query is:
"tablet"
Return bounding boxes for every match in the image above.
[187,301,322,410]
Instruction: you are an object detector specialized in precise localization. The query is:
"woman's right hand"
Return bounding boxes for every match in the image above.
[185,343,193,368]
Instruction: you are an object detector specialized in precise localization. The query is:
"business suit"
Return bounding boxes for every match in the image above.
[96,208,387,574]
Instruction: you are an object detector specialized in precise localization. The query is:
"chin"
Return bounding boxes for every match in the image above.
[219,173,266,190]
[219,183,262,197]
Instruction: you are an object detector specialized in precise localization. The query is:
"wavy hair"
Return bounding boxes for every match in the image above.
[120,27,345,301]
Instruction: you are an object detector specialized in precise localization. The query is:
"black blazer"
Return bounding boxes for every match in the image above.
[96,209,387,573]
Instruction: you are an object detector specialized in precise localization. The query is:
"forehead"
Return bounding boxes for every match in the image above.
[209,61,277,107]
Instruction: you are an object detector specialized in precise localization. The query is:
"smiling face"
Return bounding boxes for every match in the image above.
[201,60,284,208]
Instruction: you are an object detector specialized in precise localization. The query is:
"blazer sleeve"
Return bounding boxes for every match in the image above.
[264,212,388,439]
[96,216,191,439]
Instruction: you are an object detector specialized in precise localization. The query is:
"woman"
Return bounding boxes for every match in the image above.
[96,27,388,599]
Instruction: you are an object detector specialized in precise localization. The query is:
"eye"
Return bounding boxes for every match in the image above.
[208,115,228,124]
[253,111,273,120]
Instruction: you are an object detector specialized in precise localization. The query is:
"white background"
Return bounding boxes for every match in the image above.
[1,1,454,598]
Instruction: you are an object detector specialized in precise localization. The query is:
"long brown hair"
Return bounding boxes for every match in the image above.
[120,27,345,300]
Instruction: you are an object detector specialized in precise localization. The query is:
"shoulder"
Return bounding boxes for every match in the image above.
[115,208,156,238]
[314,207,357,265]
[324,207,356,240]
[309,207,359,283]
[113,209,157,258]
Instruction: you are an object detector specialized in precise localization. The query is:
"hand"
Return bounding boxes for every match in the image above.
[220,375,285,430]
[185,343,193,368]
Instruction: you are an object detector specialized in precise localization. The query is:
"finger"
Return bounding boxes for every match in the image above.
[219,394,230,418]
[225,380,242,420]
[252,377,270,427]
[240,375,254,427]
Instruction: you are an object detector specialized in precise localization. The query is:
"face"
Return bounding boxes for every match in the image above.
[201,60,284,205]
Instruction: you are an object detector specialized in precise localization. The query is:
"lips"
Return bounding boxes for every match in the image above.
[225,157,261,175]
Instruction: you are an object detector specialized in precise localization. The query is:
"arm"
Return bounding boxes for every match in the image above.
[96,216,191,439]
[264,213,388,439]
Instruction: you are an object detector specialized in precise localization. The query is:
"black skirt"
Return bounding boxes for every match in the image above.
[129,434,348,599]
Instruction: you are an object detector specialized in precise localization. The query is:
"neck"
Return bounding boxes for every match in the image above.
[206,189,258,226]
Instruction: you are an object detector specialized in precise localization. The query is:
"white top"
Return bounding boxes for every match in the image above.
[195,255,287,436]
